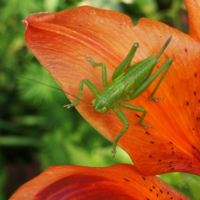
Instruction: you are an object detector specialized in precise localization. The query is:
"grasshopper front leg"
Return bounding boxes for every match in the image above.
[112,107,129,157]
[64,79,99,108]
[113,103,152,156]
[86,55,108,87]
[120,102,151,128]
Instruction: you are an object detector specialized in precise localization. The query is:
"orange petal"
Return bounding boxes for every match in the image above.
[185,0,200,41]
[22,6,200,175]
[10,164,190,200]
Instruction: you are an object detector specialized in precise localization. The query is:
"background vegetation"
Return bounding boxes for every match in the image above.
[0,0,199,199]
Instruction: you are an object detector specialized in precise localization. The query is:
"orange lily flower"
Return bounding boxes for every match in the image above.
[20,3,200,176]
[10,0,200,198]
[10,164,190,199]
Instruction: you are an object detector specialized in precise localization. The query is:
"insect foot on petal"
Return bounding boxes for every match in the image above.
[63,104,74,109]
[141,123,152,129]
[86,55,92,62]
[149,97,164,101]
[112,148,117,158]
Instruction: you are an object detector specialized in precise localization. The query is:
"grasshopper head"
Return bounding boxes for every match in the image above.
[92,96,110,115]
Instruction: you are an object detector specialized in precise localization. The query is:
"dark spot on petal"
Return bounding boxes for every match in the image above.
[150,141,154,144]
[167,192,170,194]
[146,131,150,135]
[172,147,174,150]
[156,194,159,197]
[194,91,196,95]
[169,166,172,167]
[170,142,173,144]
[142,177,146,181]
[170,162,173,164]
[186,101,189,106]
[158,159,162,162]
[136,114,140,118]
[171,197,173,199]
[185,48,188,52]
[171,168,175,170]
[193,128,195,130]
[195,72,197,77]
[153,186,155,189]
[192,146,196,150]
[180,157,183,159]
[160,190,163,193]
[124,178,130,182]
[150,189,152,192]
[199,100,200,103]
[149,155,152,158]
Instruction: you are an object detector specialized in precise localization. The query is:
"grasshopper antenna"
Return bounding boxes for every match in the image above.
[155,36,172,60]
[1,68,91,106]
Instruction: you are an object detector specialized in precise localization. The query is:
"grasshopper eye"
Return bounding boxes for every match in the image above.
[102,107,107,112]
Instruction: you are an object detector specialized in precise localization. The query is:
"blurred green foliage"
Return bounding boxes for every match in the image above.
[0,0,198,199]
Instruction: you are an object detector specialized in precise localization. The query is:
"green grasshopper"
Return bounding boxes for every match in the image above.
[65,37,173,156]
